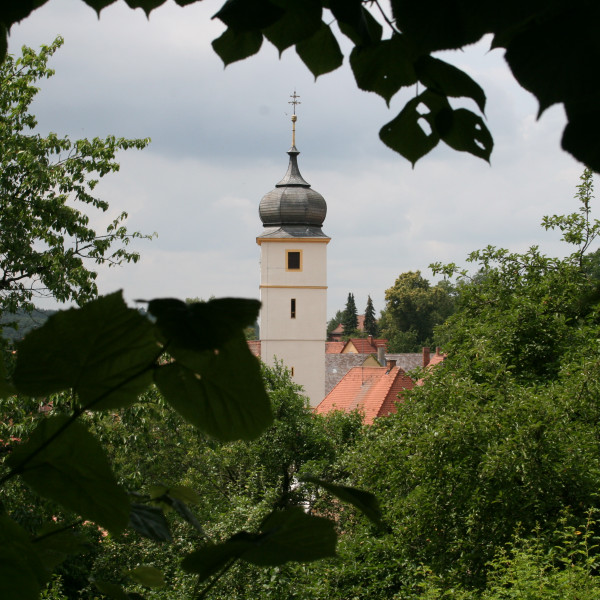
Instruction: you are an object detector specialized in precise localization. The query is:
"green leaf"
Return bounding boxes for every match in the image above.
[350,35,416,106]
[127,566,165,588]
[82,0,118,15]
[6,415,130,535]
[250,507,337,565]
[148,297,260,352]
[0,351,15,399]
[439,107,493,161]
[165,484,201,505]
[149,485,204,534]
[331,0,382,46]
[129,504,172,542]
[171,498,205,535]
[213,0,284,31]
[212,27,263,66]
[0,24,6,66]
[13,291,157,411]
[0,515,45,600]
[123,0,166,15]
[181,539,249,581]
[296,21,343,79]
[0,1,50,30]
[415,55,486,114]
[562,110,600,173]
[149,483,199,505]
[379,92,445,165]
[391,0,486,53]
[503,5,600,119]
[182,507,336,580]
[302,476,382,526]
[262,0,321,54]
[155,335,272,441]
[32,526,88,572]
[93,581,131,600]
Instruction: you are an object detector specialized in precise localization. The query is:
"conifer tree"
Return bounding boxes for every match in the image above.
[341,292,358,336]
[363,295,378,337]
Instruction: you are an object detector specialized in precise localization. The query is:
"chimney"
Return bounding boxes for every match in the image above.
[368,334,373,347]
[377,345,386,366]
[422,347,430,368]
[386,359,396,369]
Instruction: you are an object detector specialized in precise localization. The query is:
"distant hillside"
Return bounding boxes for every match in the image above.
[0,308,56,342]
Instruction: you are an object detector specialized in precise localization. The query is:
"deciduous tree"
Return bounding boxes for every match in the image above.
[380,271,454,352]
[432,169,600,382]
[0,37,152,314]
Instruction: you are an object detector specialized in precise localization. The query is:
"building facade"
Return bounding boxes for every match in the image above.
[257,113,329,406]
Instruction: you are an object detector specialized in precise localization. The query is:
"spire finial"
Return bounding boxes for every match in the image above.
[288,90,301,147]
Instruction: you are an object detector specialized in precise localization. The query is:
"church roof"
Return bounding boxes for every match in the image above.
[258,108,328,239]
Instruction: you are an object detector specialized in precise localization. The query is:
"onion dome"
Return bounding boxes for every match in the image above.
[259,145,327,229]
[258,104,328,239]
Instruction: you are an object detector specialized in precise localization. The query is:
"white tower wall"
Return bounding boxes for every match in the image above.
[258,238,328,406]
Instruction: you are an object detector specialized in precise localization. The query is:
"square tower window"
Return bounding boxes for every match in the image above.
[291,298,296,319]
[286,250,302,271]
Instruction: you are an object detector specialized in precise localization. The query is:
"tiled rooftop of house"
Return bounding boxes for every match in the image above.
[247,340,261,358]
[416,347,447,385]
[343,337,387,354]
[325,341,345,354]
[330,314,366,338]
[316,364,414,424]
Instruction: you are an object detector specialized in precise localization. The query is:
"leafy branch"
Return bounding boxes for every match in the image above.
[0,291,381,599]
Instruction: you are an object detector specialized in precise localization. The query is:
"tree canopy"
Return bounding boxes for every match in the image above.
[0,289,379,599]
[1,1,598,171]
[243,170,600,599]
[433,168,600,382]
[0,37,152,314]
[379,271,454,352]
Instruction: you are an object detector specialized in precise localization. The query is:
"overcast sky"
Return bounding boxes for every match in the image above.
[9,0,590,319]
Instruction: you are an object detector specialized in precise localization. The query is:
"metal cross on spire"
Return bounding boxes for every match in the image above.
[289,90,301,114]
[289,90,301,147]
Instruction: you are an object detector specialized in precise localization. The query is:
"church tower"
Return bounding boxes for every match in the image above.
[257,94,329,406]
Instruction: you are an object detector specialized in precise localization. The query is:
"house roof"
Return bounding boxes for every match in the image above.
[316,366,414,424]
[416,348,447,385]
[330,314,366,335]
[342,338,387,354]
[247,340,261,358]
[325,341,345,354]
[427,352,446,366]
[386,353,424,372]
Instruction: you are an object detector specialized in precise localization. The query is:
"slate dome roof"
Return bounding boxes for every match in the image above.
[259,146,327,230]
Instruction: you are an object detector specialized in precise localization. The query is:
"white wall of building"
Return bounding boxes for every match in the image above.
[258,238,328,406]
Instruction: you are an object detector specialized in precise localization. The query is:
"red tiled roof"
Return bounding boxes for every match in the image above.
[315,366,414,424]
[247,340,261,358]
[326,341,345,354]
[416,349,447,385]
[330,314,366,335]
[427,352,446,366]
[343,338,387,354]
